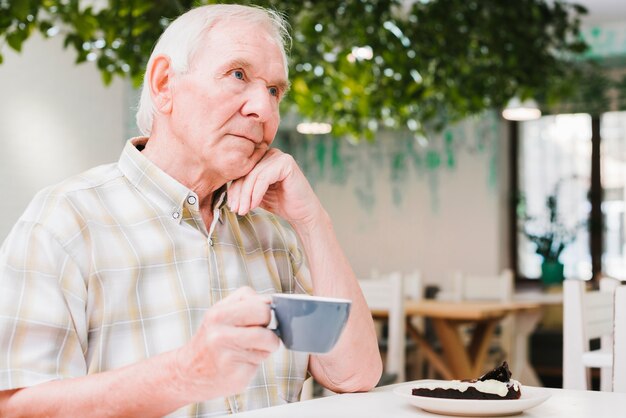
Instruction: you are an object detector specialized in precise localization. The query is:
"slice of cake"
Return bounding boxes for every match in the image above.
[411,362,522,400]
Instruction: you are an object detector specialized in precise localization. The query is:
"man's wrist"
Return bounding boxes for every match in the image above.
[292,205,330,237]
[168,346,200,404]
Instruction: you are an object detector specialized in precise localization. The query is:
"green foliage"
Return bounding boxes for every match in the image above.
[544,59,624,116]
[0,0,592,140]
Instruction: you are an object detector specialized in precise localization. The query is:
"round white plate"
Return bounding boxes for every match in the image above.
[393,381,551,417]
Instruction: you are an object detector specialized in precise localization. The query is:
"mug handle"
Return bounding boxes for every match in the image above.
[267,303,280,337]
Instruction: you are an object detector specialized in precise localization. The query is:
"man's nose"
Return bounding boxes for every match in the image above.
[240,82,275,122]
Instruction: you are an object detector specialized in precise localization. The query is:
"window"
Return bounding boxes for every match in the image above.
[516,111,626,281]
[600,112,626,279]
[518,114,592,280]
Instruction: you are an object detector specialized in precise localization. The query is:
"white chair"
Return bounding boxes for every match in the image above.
[448,269,514,371]
[401,270,424,346]
[359,272,406,382]
[613,285,626,393]
[368,269,422,301]
[451,269,514,302]
[563,277,619,391]
[404,270,423,301]
[403,270,428,380]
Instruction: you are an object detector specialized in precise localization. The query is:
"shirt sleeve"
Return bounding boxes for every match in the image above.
[0,220,88,390]
[278,220,313,296]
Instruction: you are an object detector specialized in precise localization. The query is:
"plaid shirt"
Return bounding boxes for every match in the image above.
[0,137,312,417]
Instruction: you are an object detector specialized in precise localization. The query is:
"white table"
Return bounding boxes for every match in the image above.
[233,383,626,417]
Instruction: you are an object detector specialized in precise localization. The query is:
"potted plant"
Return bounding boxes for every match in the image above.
[518,184,587,286]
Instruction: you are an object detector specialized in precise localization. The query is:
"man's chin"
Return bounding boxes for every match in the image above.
[226,161,255,181]
[218,147,265,177]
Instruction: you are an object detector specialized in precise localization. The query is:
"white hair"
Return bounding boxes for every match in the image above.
[135,4,291,136]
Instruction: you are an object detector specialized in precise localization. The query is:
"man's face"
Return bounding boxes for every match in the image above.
[168,20,288,182]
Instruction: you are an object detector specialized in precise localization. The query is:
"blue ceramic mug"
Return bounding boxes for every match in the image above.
[269,294,351,353]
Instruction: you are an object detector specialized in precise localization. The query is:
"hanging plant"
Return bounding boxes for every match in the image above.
[0,0,590,140]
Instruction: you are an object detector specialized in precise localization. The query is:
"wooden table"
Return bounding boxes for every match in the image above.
[371,300,541,380]
[511,291,564,386]
[233,381,626,418]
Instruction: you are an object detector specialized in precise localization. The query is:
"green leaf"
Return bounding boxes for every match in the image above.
[75,52,87,64]
[11,0,31,21]
[131,21,152,37]
[131,72,144,88]
[6,32,24,52]
[131,1,154,17]
[38,21,53,34]
[101,70,112,85]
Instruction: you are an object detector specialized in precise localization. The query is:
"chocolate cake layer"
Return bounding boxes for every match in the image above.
[411,385,521,400]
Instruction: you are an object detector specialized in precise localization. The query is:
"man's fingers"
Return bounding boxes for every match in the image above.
[232,163,272,215]
[234,175,256,215]
[227,149,286,216]
[247,172,273,214]
[209,289,272,328]
[236,327,281,356]
[215,300,271,328]
[227,180,242,214]
[226,286,258,301]
[221,324,281,357]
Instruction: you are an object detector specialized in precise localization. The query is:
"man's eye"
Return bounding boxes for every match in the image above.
[232,70,245,80]
[268,87,279,97]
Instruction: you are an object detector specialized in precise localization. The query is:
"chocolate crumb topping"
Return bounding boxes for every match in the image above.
[478,361,513,383]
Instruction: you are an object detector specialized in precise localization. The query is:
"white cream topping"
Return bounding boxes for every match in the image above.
[413,379,521,397]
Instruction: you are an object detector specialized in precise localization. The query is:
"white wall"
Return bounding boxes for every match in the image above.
[309,130,510,291]
[0,33,127,240]
[0,34,510,291]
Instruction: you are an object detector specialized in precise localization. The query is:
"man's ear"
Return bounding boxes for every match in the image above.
[148,54,174,114]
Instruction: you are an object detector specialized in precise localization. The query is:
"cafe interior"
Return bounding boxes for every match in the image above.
[1,0,626,416]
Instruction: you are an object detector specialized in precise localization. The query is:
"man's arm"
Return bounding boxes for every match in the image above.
[227,149,383,392]
[0,288,279,417]
[293,208,383,392]
[0,349,192,418]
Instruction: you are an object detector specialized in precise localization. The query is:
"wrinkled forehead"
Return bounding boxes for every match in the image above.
[189,17,288,76]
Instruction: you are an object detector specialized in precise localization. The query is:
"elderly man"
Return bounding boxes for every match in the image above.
[0,4,381,417]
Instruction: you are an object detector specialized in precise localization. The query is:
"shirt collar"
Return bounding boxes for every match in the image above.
[118,137,227,224]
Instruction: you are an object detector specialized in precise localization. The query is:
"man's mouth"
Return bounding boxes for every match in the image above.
[230,133,261,145]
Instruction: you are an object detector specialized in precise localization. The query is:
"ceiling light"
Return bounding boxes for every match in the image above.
[296,122,332,135]
[501,97,542,121]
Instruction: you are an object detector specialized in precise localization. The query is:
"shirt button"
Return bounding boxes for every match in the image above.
[172,211,180,219]
[187,196,197,205]
[208,238,214,246]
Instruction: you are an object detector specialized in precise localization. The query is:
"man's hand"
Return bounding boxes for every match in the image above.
[173,287,280,402]
[227,148,323,228]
